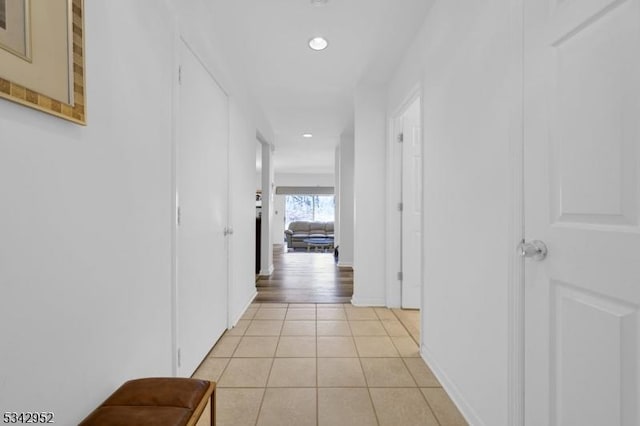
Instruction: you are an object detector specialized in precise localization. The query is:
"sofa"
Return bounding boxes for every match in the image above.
[285,221,334,249]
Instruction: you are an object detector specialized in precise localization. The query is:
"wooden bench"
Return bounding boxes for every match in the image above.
[79,378,215,426]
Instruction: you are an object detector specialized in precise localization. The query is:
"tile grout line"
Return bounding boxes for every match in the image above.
[381,308,437,425]
[400,357,441,426]
[252,311,283,426]
[214,304,448,425]
[348,313,382,425]
[200,307,257,382]
[392,308,444,426]
[211,320,247,384]
[417,386,443,426]
[390,308,420,347]
[354,323,382,426]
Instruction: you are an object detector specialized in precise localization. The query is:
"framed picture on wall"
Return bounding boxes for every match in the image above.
[0,0,32,61]
[0,0,86,124]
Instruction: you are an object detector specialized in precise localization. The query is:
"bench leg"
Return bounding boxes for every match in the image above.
[211,389,215,426]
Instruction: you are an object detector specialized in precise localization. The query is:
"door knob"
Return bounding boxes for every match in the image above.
[518,240,548,261]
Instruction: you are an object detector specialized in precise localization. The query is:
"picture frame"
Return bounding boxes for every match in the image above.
[0,0,32,61]
[0,0,85,125]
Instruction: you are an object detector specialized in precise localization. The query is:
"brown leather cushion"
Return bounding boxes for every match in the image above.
[103,378,210,409]
[80,406,192,426]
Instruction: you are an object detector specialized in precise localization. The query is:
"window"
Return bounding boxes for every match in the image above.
[285,195,335,228]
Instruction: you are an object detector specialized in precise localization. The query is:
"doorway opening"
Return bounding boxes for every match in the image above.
[256,185,349,303]
[388,92,422,330]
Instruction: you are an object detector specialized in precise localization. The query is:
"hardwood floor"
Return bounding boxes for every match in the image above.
[255,245,353,303]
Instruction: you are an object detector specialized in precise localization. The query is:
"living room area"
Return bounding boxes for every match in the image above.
[256,187,352,303]
[283,195,335,253]
[255,144,352,302]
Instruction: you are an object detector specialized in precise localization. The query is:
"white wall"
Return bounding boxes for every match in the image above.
[353,88,387,305]
[334,146,341,245]
[338,133,355,268]
[256,141,263,191]
[0,2,174,423]
[0,0,269,422]
[227,99,260,324]
[260,144,274,275]
[387,1,513,424]
[274,172,335,187]
[272,195,286,245]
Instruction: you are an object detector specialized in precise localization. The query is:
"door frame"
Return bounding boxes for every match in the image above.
[170,33,232,376]
[383,3,526,423]
[507,0,525,424]
[385,85,422,309]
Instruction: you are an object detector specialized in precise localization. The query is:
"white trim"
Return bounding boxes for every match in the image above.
[256,131,269,146]
[259,264,274,277]
[178,36,229,97]
[170,20,180,378]
[275,186,334,195]
[418,91,426,355]
[225,94,232,330]
[337,261,353,268]
[507,0,525,424]
[385,113,403,308]
[230,290,258,327]
[421,344,484,426]
[390,83,423,118]
[386,84,423,309]
[350,297,386,307]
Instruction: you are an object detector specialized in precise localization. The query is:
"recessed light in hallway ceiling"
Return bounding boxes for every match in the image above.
[303,133,313,138]
[310,0,329,6]
[308,37,328,51]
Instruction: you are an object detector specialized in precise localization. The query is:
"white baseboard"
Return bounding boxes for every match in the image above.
[259,264,274,277]
[337,261,353,268]
[421,344,484,426]
[229,291,257,328]
[350,296,386,307]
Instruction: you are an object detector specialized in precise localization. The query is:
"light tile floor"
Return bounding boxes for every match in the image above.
[193,303,467,426]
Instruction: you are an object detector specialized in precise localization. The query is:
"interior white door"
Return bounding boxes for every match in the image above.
[175,39,229,376]
[401,98,422,309]
[524,0,640,424]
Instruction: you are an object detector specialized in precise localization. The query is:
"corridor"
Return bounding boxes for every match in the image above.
[192,303,467,426]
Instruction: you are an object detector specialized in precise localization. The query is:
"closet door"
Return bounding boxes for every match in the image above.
[175,39,229,376]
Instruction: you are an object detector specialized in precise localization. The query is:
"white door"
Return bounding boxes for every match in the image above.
[175,39,229,376]
[402,98,422,309]
[524,0,640,424]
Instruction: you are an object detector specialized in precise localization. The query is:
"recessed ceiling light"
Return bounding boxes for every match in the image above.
[303,133,313,138]
[311,0,329,6]
[308,37,328,51]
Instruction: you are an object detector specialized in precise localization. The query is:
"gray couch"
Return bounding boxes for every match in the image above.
[285,221,334,249]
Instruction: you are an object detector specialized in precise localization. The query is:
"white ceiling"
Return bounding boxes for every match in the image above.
[208,0,433,174]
